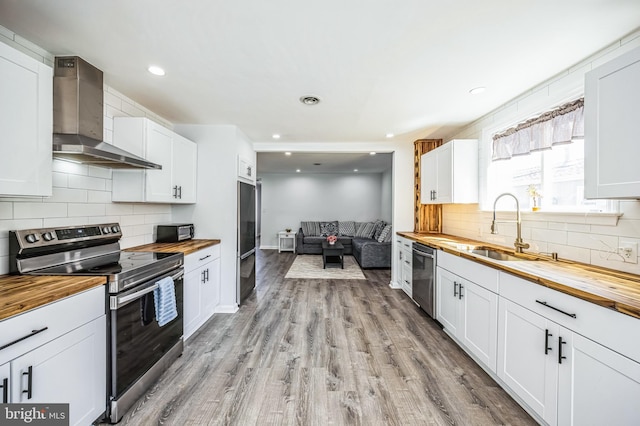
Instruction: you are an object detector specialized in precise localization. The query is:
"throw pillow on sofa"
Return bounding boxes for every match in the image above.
[338,221,356,236]
[373,219,386,240]
[319,221,339,236]
[355,222,376,238]
[301,221,320,236]
[378,224,392,243]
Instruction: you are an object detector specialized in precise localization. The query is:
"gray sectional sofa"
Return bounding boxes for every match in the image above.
[295,220,392,269]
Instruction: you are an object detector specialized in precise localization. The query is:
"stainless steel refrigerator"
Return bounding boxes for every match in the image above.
[237,181,256,304]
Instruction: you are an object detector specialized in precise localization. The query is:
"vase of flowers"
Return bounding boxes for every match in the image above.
[327,235,337,245]
[527,184,542,211]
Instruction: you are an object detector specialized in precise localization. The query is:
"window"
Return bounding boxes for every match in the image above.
[486,99,615,213]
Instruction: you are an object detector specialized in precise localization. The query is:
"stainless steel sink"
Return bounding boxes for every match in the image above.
[467,248,530,261]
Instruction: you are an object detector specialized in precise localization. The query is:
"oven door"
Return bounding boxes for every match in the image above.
[109,268,184,400]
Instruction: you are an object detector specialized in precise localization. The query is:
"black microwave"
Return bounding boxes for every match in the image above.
[156,224,194,243]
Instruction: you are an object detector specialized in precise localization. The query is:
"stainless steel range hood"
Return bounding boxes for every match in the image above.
[52,56,161,170]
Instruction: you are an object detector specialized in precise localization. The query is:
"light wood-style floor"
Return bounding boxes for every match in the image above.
[116,249,536,425]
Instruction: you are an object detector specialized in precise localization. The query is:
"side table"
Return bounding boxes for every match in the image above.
[278,231,296,253]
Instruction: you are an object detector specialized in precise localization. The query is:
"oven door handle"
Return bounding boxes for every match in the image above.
[111,270,184,310]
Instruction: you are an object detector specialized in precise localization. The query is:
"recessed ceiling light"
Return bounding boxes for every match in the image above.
[469,86,486,95]
[385,133,394,138]
[370,152,377,156]
[272,134,281,139]
[354,169,359,172]
[300,95,320,105]
[148,65,165,76]
[285,152,292,156]
[296,169,301,173]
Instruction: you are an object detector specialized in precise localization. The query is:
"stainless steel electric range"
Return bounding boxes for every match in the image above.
[10,223,184,423]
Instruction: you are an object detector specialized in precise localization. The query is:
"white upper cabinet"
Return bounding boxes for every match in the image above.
[585,46,640,199]
[112,117,197,203]
[420,139,477,204]
[0,41,52,197]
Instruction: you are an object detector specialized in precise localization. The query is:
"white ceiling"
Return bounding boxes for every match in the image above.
[0,1,639,145]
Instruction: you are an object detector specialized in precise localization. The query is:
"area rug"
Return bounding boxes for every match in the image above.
[284,255,366,280]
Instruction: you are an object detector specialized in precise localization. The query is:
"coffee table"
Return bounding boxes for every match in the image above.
[322,241,344,269]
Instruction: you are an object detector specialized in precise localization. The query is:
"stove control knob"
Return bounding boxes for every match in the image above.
[42,232,54,242]
[25,234,40,243]
[111,225,120,234]
[102,227,111,234]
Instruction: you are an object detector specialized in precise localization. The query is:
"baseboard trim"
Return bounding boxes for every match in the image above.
[389,280,402,289]
[215,304,239,314]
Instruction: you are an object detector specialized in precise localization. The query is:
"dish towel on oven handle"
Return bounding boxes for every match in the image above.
[153,276,178,327]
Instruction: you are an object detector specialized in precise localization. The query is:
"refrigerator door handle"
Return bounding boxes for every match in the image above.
[240,248,256,260]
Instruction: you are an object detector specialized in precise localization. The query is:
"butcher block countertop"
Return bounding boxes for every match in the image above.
[399,232,640,319]
[0,275,106,322]
[126,239,221,255]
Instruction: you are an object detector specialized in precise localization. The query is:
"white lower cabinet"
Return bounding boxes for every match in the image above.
[183,244,221,340]
[0,362,9,403]
[395,236,413,297]
[0,286,106,425]
[11,316,106,425]
[497,297,559,425]
[437,266,498,372]
[557,331,640,426]
[498,272,640,426]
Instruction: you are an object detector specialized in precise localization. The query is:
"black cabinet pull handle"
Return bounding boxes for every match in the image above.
[0,327,48,351]
[544,329,553,355]
[453,282,458,297]
[535,300,577,318]
[458,284,464,299]
[558,336,567,364]
[178,186,182,199]
[23,366,33,399]
[1,377,7,403]
[199,254,211,261]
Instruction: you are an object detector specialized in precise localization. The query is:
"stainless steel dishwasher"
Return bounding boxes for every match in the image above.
[412,243,436,318]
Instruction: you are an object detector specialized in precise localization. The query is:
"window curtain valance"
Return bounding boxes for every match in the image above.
[492,98,584,161]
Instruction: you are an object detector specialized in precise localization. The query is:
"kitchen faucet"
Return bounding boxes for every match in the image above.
[491,192,530,253]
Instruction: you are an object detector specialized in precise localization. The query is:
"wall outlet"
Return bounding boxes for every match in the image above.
[618,241,638,264]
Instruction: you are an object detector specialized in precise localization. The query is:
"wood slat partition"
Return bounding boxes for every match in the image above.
[414,138,443,233]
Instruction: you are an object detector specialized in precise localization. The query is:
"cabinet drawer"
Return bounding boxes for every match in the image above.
[0,286,105,365]
[184,245,221,273]
[499,271,640,363]
[438,251,499,293]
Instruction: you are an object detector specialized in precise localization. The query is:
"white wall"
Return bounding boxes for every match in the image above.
[172,125,255,312]
[441,29,640,274]
[258,173,385,248]
[381,167,393,223]
[0,27,174,274]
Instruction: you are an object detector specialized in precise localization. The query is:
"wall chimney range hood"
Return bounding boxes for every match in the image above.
[52,56,161,169]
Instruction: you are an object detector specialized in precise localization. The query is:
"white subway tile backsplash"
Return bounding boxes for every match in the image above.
[52,160,88,176]
[0,203,12,219]
[105,203,134,216]
[87,190,111,203]
[530,228,567,245]
[133,204,172,215]
[591,220,640,238]
[565,231,619,252]
[120,215,146,227]
[44,217,89,227]
[547,243,591,263]
[88,166,112,179]
[68,175,107,191]
[14,203,67,219]
[52,172,68,188]
[547,222,591,233]
[45,188,88,203]
[68,203,106,217]
[120,235,149,249]
[145,213,171,224]
[0,219,45,236]
[619,201,640,219]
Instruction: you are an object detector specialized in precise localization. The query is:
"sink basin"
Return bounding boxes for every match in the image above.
[467,248,529,262]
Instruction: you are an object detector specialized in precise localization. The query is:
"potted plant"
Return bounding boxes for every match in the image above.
[527,184,542,211]
[327,235,337,245]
